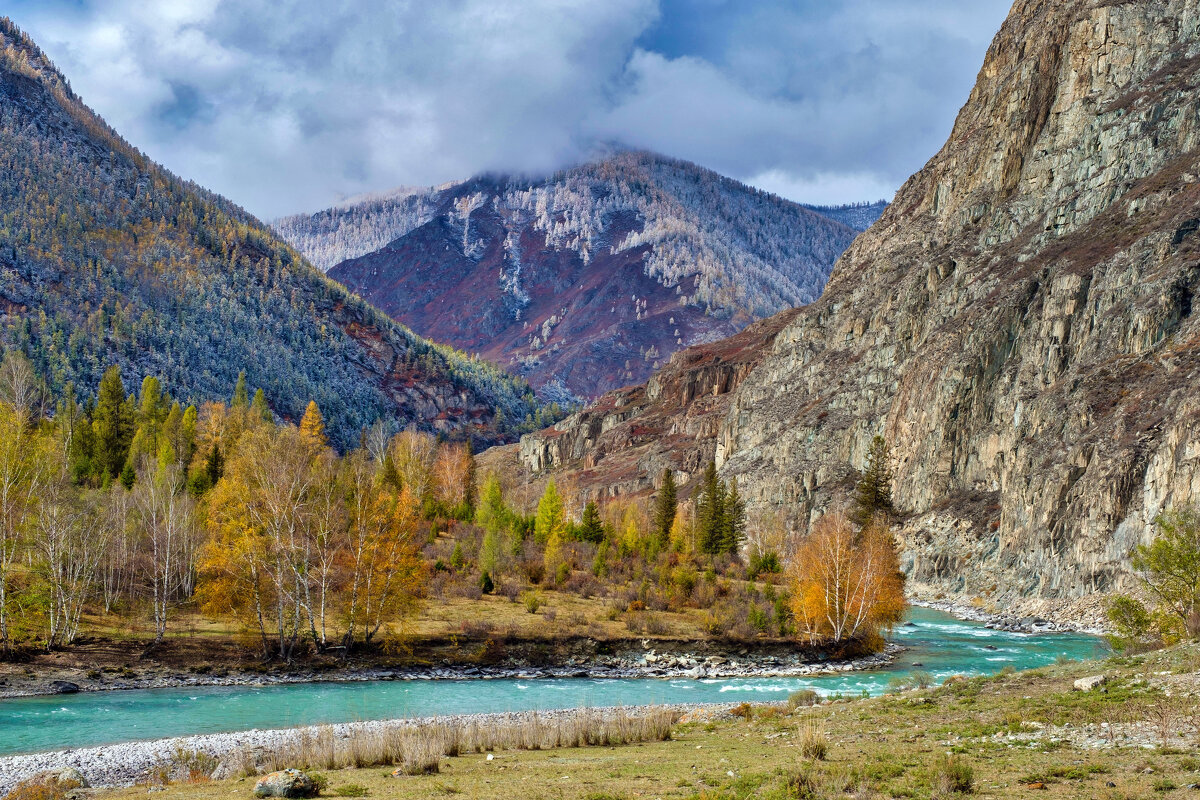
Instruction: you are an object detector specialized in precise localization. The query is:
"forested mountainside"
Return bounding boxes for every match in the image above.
[273,185,450,272]
[801,201,888,231]
[0,19,544,448]
[514,0,1200,624]
[283,152,858,399]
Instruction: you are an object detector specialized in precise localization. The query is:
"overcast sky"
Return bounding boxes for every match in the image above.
[8,0,1013,219]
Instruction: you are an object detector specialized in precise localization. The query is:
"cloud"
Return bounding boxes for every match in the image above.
[10,0,1011,218]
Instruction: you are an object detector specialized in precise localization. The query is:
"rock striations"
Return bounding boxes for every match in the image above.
[514,0,1200,621]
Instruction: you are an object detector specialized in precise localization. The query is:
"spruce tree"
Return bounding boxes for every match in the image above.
[93,365,132,479]
[721,478,746,554]
[696,461,726,555]
[652,468,678,546]
[579,500,605,544]
[852,435,895,527]
[463,440,477,515]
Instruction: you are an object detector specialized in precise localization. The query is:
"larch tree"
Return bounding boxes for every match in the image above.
[0,401,42,650]
[299,400,326,447]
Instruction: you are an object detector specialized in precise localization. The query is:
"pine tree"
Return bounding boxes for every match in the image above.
[579,500,605,543]
[93,365,132,479]
[652,468,677,546]
[299,400,326,446]
[852,435,894,527]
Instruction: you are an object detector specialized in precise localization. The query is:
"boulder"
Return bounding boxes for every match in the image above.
[48,680,80,694]
[1072,675,1107,692]
[253,769,318,798]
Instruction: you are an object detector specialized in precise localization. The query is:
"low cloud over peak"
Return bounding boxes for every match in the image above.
[12,0,1011,219]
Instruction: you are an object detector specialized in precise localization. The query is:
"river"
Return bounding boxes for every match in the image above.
[0,607,1104,756]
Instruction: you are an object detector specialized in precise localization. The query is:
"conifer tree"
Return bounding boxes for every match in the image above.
[721,478,746,555]
[93,365,132,479]
[579,500,605,543]
[463,440,477,515]
[534,478,566,546]
[231,371,249,410]
[251,389,272,422]
[299,400,326,446]
[696,461,726,555]
[852,435,894,527]
[652,468,677,546]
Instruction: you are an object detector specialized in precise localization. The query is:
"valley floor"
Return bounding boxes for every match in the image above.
[82,642,1200,800]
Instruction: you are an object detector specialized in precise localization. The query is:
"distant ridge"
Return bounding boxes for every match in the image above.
[282,151,862,399]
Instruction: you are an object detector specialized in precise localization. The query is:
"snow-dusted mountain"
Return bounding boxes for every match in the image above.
[276,152,863,399]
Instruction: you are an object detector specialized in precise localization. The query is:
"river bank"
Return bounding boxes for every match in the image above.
[906,585,1110,635]
[0,637,899,700]
[0,704,711,794]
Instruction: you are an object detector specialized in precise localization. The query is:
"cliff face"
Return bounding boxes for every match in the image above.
[723,0,1200,609]
[515,0,1200,620]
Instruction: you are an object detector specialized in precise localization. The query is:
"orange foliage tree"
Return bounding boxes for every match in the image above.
[788,512,905,646]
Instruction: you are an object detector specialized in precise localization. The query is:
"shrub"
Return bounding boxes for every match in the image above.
[731,703,754,719]
[911,670,934,689]
[479,571,494,594]
[787,689,819,709]
[333,783,369,797]
[522,592,542,614]
[798,721,828,761]
[933,755,973,794]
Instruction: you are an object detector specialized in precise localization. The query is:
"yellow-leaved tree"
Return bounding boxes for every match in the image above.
[789,512,905,647]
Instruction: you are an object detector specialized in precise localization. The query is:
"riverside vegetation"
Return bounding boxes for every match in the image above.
[0,352,905,666]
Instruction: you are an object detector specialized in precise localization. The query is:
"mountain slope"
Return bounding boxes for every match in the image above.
[0,19,542,447]
[801,201,888,231]
[513,0,1200,623]
[281,152,859,399]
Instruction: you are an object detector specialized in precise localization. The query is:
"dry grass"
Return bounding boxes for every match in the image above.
[224,708,676,779]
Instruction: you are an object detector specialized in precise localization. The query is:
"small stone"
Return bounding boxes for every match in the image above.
[486,753,494,761]
[1026,782,1046,790]
[1072,675,1107,691]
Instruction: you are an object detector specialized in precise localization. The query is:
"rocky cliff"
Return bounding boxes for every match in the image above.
[514,0,1200,622]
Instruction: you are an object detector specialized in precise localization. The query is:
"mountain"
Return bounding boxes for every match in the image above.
[279,152,860,400]
[504,0,1200,624]
[801,201,888,231]
[0,19,542,448]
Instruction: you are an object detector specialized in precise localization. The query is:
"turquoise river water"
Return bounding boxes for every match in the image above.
[0,608,1103,756]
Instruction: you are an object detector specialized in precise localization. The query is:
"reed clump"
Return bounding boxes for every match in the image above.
[227,708,676,779]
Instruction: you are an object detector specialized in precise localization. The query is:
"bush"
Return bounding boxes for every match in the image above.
[933,754,973,794]
[787,689,819,710]
[479,571,494,594]
[798,721,828,761]
[911,670,934,689]
[333,784,369,797]
[522,592,542,614]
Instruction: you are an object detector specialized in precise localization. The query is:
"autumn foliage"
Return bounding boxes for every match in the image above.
[788,512,905,646]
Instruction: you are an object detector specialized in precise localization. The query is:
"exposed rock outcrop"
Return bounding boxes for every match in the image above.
[512,0,1200,621]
